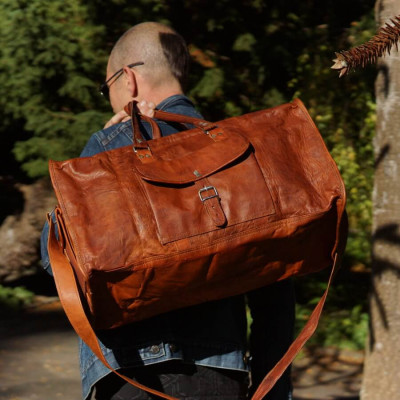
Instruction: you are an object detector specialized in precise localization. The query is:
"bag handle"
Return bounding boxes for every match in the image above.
[47,211,340,400]
[124,102,162,149]
[124,101,218,150]
[152,108,217,130]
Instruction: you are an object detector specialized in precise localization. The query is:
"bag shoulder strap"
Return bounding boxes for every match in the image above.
[250,258,337,399]
[47,216,179,400]
[48,214,339,400]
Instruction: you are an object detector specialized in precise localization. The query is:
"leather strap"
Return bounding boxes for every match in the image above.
[251,255,338,400]
[153,109,217,131]
[198,182,227,227]
[124,102,162,148]
[124,101,217,134]
[47,213,338,400]
[47,215,179,400]
[123,103,223,164]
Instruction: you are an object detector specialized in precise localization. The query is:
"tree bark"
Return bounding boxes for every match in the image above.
[361,1,400,398]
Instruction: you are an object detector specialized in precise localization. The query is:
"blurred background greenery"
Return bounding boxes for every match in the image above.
[0,0,376,349]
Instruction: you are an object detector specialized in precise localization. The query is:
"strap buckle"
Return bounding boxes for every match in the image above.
[198,186,218,202]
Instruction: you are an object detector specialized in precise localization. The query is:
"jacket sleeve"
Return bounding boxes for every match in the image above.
[40,215,54,276]
[79,133,106,157]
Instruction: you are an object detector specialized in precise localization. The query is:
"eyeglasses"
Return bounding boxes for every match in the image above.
[99,62,145,101]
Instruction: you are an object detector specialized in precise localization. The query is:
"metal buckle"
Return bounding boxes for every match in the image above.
[198,122,218,135]
[198,186,218,202]
[133,144,153,160]
[133,145,150,153]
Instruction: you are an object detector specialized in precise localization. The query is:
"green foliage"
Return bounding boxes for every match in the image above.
[296,302,368,350]
[233,33,257,52]
[246,273,369,350]
[0,0,111,177]
[191,68,225,99]
[289,9,376,266]
[0,285,35,311]
[294,269,370,350]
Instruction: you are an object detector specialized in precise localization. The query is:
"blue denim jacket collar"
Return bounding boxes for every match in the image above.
[156,94,194,110]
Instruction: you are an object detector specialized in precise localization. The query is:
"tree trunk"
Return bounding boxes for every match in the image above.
[0,178,56,282]
[361,1,400,398]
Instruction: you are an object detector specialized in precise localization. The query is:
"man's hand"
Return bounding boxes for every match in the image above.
[104,109,130,129]
[104,101,156,129]
[138,100,155,118]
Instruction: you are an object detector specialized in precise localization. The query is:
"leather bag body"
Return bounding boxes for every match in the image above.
[47,98,347,399]
[48,98,346,331]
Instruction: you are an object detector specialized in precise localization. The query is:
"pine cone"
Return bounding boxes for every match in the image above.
[332,15,400,77]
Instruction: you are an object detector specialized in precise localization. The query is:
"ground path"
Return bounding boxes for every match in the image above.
[0,297,363,400]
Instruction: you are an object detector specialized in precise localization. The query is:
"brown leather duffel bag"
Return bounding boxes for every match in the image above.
[47,98,347,399]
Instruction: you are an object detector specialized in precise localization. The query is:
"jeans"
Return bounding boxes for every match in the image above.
[93,361,249,400]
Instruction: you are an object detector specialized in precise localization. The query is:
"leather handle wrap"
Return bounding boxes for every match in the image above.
[124,102,162,148]
[47,215,179,400]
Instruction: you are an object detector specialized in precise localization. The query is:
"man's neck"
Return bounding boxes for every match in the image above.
[138,81,184,106]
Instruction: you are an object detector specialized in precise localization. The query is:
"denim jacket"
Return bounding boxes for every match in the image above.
[41,95,256,400]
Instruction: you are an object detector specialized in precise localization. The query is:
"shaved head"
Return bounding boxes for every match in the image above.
[109,22,189,90]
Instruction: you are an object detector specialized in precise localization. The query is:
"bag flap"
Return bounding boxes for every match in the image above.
[135,131,250,184]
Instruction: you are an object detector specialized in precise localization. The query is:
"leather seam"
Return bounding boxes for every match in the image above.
[102,204,341,272]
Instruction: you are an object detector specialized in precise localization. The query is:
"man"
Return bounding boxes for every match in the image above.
[41,22,295,400]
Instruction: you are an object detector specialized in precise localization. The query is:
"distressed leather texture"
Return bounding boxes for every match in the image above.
[48,99,346,331]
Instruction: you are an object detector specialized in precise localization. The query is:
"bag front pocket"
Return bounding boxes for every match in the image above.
[139,149,276,244]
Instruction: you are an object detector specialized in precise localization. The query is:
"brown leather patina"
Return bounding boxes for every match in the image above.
[47,99,347,399]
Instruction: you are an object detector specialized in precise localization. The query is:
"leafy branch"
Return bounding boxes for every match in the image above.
[332,15,400,77]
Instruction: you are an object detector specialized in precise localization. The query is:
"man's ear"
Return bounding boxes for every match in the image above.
[123,66,138,98]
